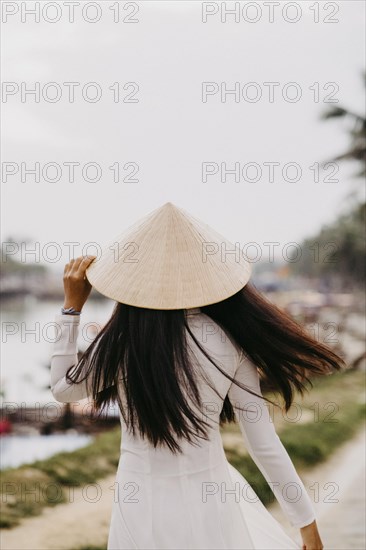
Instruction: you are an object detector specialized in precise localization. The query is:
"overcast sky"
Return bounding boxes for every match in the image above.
[2,0,365,270]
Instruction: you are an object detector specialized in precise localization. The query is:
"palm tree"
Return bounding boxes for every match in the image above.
[289,71,365,288]
[320,71,365,180]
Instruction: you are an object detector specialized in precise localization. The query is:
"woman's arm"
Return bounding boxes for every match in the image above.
[51,255,97,403]
[227,350,323,547]
[50,312,92,403]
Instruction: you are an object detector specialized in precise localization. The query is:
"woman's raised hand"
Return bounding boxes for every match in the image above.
[63,255,96,312]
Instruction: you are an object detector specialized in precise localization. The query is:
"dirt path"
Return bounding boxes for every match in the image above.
[0,474,116,550]
[1,424,365,550]
[268,424,366,550]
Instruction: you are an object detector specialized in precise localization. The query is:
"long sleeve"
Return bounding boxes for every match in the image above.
[227,350,316,529]
[50,313,93,403]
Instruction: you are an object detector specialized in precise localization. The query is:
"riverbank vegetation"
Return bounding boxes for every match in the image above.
[1,368,364,530]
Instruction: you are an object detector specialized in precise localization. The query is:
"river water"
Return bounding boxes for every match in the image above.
[1,296,116,468]
[1,296,115,405]
[0,432,94,470]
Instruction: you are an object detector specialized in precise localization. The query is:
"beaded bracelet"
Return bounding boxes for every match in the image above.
[61,307,81,315]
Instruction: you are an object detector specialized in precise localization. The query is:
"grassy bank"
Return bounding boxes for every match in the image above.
[224,369,365,505]
[0,426,121,528]
[1,369,365,529]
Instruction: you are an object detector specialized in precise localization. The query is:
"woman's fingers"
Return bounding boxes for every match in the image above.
[77,255,96,270]
[64,258,74,274]
[64,255,96,277]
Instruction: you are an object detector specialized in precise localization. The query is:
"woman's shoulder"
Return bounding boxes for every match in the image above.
[185,310,241,362]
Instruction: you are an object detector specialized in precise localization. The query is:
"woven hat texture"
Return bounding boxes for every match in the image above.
[85,202,252,309]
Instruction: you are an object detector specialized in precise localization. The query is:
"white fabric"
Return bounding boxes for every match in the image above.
[51,310,316,549]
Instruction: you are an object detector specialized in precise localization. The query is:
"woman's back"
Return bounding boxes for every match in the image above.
[51,308,315,549]
[117,309,239,475]
[107,310,315,549]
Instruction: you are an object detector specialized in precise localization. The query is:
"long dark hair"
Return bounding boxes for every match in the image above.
[66,283,346,454]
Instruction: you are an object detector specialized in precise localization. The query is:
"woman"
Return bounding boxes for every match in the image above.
[50,202,345,549]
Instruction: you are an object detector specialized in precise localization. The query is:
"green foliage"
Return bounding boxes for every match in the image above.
[0,249,47,275]
[291,71,365,286]
[320,71,366,179]
[33,427,121,485]
[289,201,365,284]
[224,369,365,507]
[0,467,68,528]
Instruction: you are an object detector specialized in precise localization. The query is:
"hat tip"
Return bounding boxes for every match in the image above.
[163,201,177,209]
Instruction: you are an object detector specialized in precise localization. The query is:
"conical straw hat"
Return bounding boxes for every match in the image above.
[85,202,252,309]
